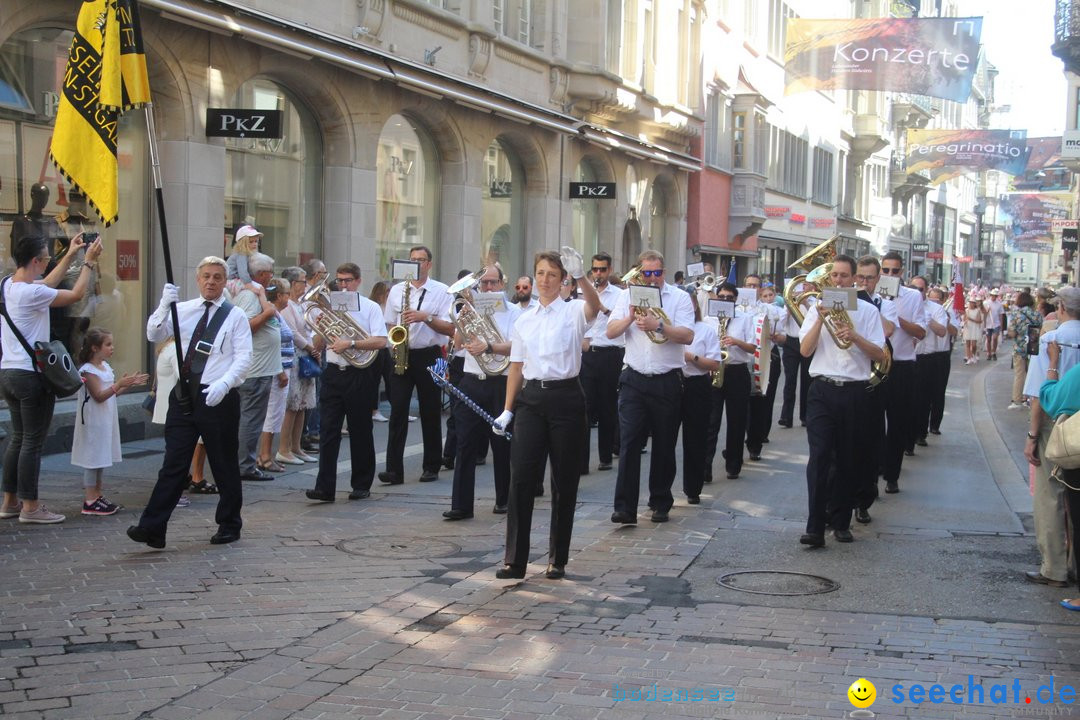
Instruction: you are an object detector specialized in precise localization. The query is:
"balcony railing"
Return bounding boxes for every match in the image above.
[1056,0,1080,45]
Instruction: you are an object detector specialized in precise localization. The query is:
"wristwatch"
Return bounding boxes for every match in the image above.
[423,315,434,325]
[656,320,665,335]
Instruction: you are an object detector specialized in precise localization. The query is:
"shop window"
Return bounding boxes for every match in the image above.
[482,139,525,276]
[572,158,603,260]
[376,114,439,280]
[225,79,322,268]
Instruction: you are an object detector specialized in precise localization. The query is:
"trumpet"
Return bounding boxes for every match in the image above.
[621,265,671,344]
[689,272,717,293]
[389,277,411,375]
[448,267,510,377]
[301,276,378,369]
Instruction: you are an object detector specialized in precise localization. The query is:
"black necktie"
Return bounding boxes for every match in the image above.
[181,301,214,377]
[872,296,882,310]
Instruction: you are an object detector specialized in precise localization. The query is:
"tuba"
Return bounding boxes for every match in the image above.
[301,276,379,368]
[448,268,510,376]
[621,265,671,344]
[782,235,855,349]
[389,278,411,375]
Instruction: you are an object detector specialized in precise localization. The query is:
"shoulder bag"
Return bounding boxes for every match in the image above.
[297,352,322,379]
[0,277,83,397]
[1046,412,1080,470]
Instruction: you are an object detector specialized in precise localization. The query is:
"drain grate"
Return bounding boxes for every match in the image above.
[336,537,461,559]
[717,570,839,596]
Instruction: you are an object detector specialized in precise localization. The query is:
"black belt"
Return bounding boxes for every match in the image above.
[588,345,623,352]
[522,377,578,390]
[409,346,441,353]
[628,368,680,379]
[815,376,869,388]
[465,372,506,381]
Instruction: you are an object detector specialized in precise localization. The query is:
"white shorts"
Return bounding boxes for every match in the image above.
[262,374,289,433]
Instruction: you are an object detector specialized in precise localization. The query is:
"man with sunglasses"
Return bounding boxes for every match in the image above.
[580,252,623,475]
[512,276,537,311]
[879,252,927,495]
[607,250,695,524]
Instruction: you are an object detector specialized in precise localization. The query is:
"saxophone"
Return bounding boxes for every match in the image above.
[389,279,411,375]
[711,316,730,389]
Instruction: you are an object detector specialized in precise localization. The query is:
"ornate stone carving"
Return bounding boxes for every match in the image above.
[356,0,387,38]
[549,66,568,105]
[468,33,492,78]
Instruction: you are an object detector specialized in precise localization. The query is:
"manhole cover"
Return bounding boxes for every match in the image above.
[717,571,839,596]
[336,537,461,559]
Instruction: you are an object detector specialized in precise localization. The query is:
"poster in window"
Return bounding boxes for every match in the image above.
[0,120,17,214]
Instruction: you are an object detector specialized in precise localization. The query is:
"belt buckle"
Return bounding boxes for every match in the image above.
[195,340,214,355]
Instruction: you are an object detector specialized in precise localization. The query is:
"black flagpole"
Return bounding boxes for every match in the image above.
[145,104,190,413]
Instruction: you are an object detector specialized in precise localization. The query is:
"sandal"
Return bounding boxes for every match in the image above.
[258,460,285,473]
[189,479,219,494]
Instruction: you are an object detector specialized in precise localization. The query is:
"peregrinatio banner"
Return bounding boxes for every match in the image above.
[905,129,1028,184]
[784,17,982,102]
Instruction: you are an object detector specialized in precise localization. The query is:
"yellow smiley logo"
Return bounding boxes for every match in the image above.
[847,678,876,709]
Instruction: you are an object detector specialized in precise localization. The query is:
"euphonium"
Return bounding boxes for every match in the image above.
[711,316,730,389]
[621,265,671,344]
[301,276,378,368]
[782,235,855,349]
[448,268,510,376]
[389,277,411,375]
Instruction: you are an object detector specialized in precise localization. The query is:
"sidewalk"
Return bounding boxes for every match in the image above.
[1,353,1078,719]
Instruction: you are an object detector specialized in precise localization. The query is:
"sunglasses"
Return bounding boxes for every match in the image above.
[591,266,609,273]
[881,267,902,275]
[641,269,664,278]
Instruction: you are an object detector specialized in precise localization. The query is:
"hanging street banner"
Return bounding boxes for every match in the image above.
[1000,193,1072,255]
[905,129,1028,184]
[784,16,982,102]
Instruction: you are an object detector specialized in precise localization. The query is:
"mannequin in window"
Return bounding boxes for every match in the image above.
[52,190,97,351]
[10,183,65,263]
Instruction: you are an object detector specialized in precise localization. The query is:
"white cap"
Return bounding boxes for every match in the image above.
[234,225,263,244]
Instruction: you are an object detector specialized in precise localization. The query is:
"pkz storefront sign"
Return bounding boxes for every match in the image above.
[205,109,284,139]
[569,182,616,199]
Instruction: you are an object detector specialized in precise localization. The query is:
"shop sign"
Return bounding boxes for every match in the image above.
[205,109,284,139]
[809,217,835,229]
[490,181,512,198]
[1063,130,1080,159]
[789,213,806,225]
[911,243,930,252]
[972,259,986,268]
[955,256,973,263]
[1051,219,1079,230]
[926,251,944,259]
[765,205,790,218]
[116,240,139,281]
[569,182,616,199]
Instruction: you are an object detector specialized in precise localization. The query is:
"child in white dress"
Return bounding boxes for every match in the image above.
[72,328,149,515]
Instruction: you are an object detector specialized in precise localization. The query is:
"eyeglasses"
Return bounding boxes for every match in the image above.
[716,295,736,302]
[881,267,902,275]
[336,276,358,284]
[641,269,664,278]
[591,266,609,273]
[855,274,879,282]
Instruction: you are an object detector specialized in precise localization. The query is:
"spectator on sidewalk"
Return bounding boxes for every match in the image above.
[256,279,292,472]
[300,258,327,452]
[278,267,318,464]
[1007,291,1041,410]
[963,297,984,365]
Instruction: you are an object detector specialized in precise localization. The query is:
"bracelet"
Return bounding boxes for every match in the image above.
[82,261,96,270]
[1027,432,1038,440]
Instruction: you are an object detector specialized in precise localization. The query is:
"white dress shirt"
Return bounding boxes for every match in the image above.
[324,294,387,368]
[801,299,886,382]
[683,320,723,377]
[889,286,928,362]
[384,277,452,349]
[510,298,591,380]
[783,296,817,337]
[917,300,949,355]
[610,282,696,374]
[585,284,626,348]
[707,308,756,366]
[1024,319,1080,399]
[146,294,252,390]
[463,302,521,377]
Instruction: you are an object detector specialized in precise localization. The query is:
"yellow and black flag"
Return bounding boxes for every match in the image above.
[50,0,151,227]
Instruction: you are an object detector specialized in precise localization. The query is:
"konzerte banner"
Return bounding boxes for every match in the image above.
[785,17,982,102]
[905,129,1028,184]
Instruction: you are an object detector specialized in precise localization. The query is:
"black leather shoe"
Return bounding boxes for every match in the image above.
[241,470,274,482]
[799,533,825,547]
[650,509,669,523]
[726,472,740,479]
[378,472,403,485]
[778,419,793,428]
[476,457,487,466]
[348,489,370,500]
[885,481,899,494]
[210,531,240,545]
[305,489,335,502]
[441,456,455,470]
[748,453,762,461]
[301,439,320,453]
[535,486,545,496]
[687,496,700,505]
[1025,571,1068,587]
[597,462,612,471]
[442,509,473,520]
[703,473,712,484]
[854,508,871,524]
[929,429,941,435]
[762,438,770,444]
[418,471,439,482]
[545,564,565,580]
[833,528,854,543]
[495,565,526,579]
[127,525,165,549]
[492,504,508,514]
[903,449,915,457]
[915,437,928,447]
[610,511,637,525]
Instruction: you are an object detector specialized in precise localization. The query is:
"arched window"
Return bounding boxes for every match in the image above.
[376,114,439,279]
[649,176,671,249]
[481,139,525,276]
[224,78,322,266]
[571,159,602,260]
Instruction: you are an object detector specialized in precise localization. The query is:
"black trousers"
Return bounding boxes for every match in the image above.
[679,374,713,498]
[386,345,444,476]
[451,375,511,512]
[856,383,886,512]
[315,364,378,494]
[370,347,392,410]
[882,359,917,483]
[929,351,951,432]
[505,379,586,568]
[442,354,466,460]
[704,363,751,477]
[912,353,935,442]
[780,336,812,424]
[613,369,682,514]
[746,347,782,454]
[580,346,623,470]
[805,379,873,535]
[138,383,242,537]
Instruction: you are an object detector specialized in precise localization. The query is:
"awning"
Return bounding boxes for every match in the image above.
[142,0,699,172]
[692,245,759,258]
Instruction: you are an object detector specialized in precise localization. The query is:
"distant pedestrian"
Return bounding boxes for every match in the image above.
[71,328,149,515]
[1006,291,1041,410]
[963,297,984,364]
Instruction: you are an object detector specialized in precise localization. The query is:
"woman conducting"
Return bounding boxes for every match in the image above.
[492,248,601,580]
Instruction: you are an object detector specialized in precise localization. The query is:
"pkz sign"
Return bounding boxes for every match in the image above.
[205,109,284,139]
[569,182,616,199]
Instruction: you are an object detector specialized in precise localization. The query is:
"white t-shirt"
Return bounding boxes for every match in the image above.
[1,280,59,371]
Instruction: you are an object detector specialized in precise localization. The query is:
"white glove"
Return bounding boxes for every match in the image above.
[492,410,514,436]
[560,246,585,279]
[202,379,229,407]
[157,283,179,311]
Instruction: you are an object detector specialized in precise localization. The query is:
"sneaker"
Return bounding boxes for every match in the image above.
[372,411,389,423]
[175,496,191,508]
[82,497,120,516]
[0,501,23,519]
[19,505,65,524]
[1008,402,1026,410]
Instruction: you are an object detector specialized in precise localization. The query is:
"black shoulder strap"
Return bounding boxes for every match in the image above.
[0,276,41,374]
[187,299,234,377]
